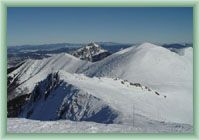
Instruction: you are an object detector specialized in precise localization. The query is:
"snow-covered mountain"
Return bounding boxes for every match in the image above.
[19,72,119,123]
[79,42,192,86]
[17,70,191,125]
[8,53,91,100]
[7,42,193,132]
[72,42,111,62]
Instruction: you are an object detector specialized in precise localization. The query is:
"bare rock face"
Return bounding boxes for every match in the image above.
[72,42,111,62]
[19,73,119,124]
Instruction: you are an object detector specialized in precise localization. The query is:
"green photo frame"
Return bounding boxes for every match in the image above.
[0,0,199,139]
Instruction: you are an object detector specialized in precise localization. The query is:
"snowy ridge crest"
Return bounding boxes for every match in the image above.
[19,72,120,124]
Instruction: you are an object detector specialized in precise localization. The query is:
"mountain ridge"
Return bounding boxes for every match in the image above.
[7,42,193,126]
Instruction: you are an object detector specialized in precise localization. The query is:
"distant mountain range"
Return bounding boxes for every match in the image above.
[7,42,192,67]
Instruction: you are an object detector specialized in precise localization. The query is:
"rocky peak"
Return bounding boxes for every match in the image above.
[72,42,111,62]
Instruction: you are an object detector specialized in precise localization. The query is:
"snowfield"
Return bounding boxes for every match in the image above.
[7,42,193,133]
[7,118,192,133]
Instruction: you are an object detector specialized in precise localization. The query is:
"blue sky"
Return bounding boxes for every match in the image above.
[7,7,193,46]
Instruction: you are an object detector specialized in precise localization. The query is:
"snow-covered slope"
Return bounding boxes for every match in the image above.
[79,42,192,86]
[7,118,192,133]
[8,53,91,100]
[182,47,193,61]
[18,71,191,125]
[76,43,193,126]
[19,72,119,123]
[72,42,111,62]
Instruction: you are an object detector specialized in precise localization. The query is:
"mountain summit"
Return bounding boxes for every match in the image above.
[72,42,111,62]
